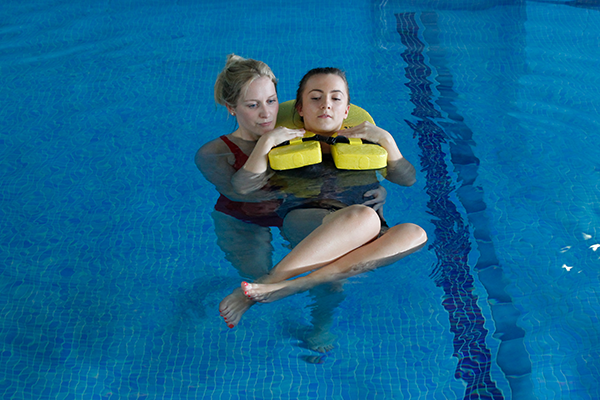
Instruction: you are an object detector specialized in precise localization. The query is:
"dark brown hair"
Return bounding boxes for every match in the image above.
[294,67,350,118]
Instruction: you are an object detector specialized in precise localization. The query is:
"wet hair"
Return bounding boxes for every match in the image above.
[294,67,351,115]
[214,54,278,108]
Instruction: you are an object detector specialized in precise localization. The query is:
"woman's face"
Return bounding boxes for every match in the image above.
[297,74,349,134]
[229,76,278,140]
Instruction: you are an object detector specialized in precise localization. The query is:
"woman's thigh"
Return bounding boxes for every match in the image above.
[281,208,332,248]
[211,210,274,279]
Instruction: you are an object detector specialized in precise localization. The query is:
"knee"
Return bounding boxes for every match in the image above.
[345,204,377,217]
[325,205,380,235]
[342,205,380,227]
[403,223,428,246]
[388,222,427,247]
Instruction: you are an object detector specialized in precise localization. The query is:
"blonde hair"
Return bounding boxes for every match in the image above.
[214,54,277,108]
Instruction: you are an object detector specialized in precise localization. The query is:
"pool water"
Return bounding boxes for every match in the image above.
[1,0,599,399]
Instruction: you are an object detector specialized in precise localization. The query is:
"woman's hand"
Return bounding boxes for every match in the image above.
[339,121,389,144]
[362,185,387,212]
[261,127,305,148]
[242,127,305,175]
[338,121,403,162]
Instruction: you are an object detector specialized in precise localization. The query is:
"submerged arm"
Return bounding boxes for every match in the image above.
[195,139,277,202]
[340,121,416,186]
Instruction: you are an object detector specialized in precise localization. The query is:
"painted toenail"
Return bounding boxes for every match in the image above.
[228,324,234,329]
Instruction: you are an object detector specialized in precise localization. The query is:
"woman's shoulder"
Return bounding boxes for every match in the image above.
[195,135,232,167]
[195,134,258,167]
[199,135,229,151]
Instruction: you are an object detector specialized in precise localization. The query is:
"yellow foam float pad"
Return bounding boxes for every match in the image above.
[331,137,388,170]
[271,101,387,171]
[268,135,322,171]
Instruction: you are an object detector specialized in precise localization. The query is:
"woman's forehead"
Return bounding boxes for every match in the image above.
[305,74,347,94]
[242,76,276,100]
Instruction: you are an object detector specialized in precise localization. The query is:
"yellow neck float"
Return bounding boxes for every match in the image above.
[269,100,388,171]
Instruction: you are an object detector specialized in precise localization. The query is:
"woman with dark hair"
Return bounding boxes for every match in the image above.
[203,65,427,332]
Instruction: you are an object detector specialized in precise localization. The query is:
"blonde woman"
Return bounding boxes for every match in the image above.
[196,58,425,342]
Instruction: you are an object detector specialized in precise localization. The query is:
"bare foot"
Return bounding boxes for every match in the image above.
[219,287,255,328]
[306,329,336,353]
[242,280,305,303]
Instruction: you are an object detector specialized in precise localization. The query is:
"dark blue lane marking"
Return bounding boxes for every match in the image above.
[395,11,527,399]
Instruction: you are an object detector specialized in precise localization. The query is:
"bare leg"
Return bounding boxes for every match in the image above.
[244,222,427,302]
[212,211,274,279]
[263,205,383,283]
[222,205,380,328]
[305,282,345,353]
[212,211,274,328]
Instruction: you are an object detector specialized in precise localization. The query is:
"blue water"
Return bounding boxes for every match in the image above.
[1,0,599,399]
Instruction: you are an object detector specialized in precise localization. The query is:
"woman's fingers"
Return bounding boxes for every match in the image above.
[267,127,305,146]
[362,187,387,210]
[339,121,387,143]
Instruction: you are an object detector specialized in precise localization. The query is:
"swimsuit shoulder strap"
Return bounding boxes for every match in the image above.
[219,135,249,171]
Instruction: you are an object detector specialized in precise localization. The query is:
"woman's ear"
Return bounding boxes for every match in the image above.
[226,104,236,116]
[296,104,304,117]
[343,105,350,120]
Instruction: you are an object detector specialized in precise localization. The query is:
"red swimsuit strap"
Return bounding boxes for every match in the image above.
[219,135,249,171]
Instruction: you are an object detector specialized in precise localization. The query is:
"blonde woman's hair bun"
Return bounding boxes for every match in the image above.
[214,54,278,108]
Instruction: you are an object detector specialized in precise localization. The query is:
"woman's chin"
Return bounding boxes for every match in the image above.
[254,125,274,136]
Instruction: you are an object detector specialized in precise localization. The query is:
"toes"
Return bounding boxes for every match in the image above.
[218,287,255,329]
[243,284,259,301]
[241,282,255,300]
[221,313,238,328]
[219,306,232,321]
[245,292,262,302]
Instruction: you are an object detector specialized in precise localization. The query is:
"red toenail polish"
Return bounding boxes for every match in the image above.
[242,282,248,287]
[228,324,234,329]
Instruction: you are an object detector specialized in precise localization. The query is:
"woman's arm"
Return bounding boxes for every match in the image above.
[230,127,304,194]
[240,127,305,174]
[195,138,276,202]
[339,121,416,186]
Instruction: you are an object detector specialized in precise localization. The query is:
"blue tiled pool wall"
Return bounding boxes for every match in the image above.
[412,2,600,399]
[2,0,600,399]
[425,3,600,399]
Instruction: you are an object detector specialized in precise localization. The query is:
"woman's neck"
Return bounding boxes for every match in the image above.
[231,128,259,142]
[303,126,342,137]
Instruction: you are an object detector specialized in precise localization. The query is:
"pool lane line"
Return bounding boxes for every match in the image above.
[396,11,533,400]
